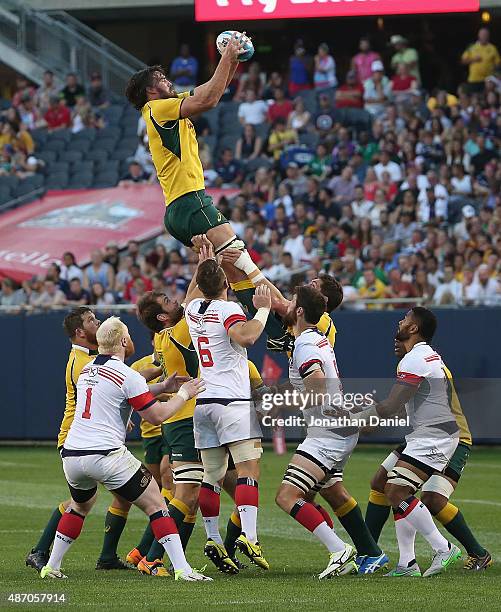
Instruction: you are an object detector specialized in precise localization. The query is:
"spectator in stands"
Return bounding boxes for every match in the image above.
[328,166,359,208]
[83,250,115,291]
[235,124,262,163]
[215,148,243,188]
[89,281,115,306]
[363,60,392,117]
[358,268,388,308]
[11,76,36,108]
[288,97,311,132]
[238,89,268,126]
[374,149,402,183]
[66,278,90,305]
[461,27,501,93]
[120,160,150,185]
[433,264,463,304]
[31,279,66,308]
[308,143,331,180]
[60,252,83,284]
[87,72,110,108]
[351,36,381,84]
[234,62,264,102]
[335,70,364,109]
[464,263,498,305]
[268,119,298,162]
[44,96,71,131]
[124,263,152,303]
[351,184,373,217]
[34,70,58,114]
[391,63,418,103]
[387,268,416,306]
[18,94,42,131]
[390,35,421,85]
[60,73,85,108]
[282,162,308,198]
[289,39,313,97]
[313,43,337,96]
[470,135,498,177]
[267,88,293,124]
[283,222,305,264]
[170,44,198,92]
[0,278,26,309]
[263,71,284,100]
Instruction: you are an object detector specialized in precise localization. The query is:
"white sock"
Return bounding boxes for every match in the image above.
[238,505,258,544]
[158,533,191,572]
[47,531,75,570]
[312,522,346,554]
[395,516,417,566]
[203,516,223,544]
[404,499,450,552]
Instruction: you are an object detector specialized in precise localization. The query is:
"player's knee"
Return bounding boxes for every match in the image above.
[275,485,298,511]
[421,491,446,515]
[111,495,132,512]
[222,469,237,498]
[370,468,388,493]
[175,482,200,512]
[323,484,350,509]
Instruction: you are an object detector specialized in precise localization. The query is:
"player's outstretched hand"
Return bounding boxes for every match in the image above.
[180,377,206,400]
[222,31,249,63]
[162,372,191,393]
[253,284,271,310]
[220,247,241,266]
[198,242,215,264]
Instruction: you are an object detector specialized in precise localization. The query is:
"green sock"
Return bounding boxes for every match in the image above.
[136,523,155,557]
[224,512,242,558]
[179,517,196,550]
[436,504,486,558]
[365,490,392,544]
[145,537,167,563]
[336,498,381,557]
[98,507,128,561]
[34,505,64,554]
[231,283,285,339]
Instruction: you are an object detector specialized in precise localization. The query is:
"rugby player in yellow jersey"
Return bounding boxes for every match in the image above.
[364,336,492,571]
[26,308,132,572]
[125,34,268,289]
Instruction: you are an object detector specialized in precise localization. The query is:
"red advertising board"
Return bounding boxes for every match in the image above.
[196,0,479,21]
[0,185,236,282]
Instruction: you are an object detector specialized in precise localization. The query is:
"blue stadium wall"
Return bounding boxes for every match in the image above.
[1,309,500,443]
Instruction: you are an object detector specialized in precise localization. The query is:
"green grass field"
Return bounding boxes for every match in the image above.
[0,445,499,611]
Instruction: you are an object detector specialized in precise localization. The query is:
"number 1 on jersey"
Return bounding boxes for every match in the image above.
[197,336,214,367]
[82,387,93,419]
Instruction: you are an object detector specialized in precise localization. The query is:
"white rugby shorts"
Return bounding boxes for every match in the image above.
[402,436,459,472]
[296,432,359,482]
[194,400,262,449]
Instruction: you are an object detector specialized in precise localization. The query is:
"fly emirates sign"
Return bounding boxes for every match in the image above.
[195,0,479,21]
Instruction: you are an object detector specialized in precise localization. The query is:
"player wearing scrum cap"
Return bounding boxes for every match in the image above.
[40,316,210,582]
[185,244,271,573]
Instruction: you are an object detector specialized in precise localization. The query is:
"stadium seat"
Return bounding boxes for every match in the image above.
[70,161,94,176]
[301,89,318,114]
[299,132,319,148]
[67,140,91,153]
[0,175,19,192]
[68,172,94,189]
[72,128,96,141]
[217,133,240,153]
[202,134,217,153]
[202,108,220,135]
[43,140,67,154]
[14,175,45,198]
[36,150,57,165]
[48,129,72,142]
[31,128,48,148]
[120,122,139,137]
[96,126,122,141]
[64,150,84,164]
[85,150,109,163]
[49,161,70,174]
[93,171,119,188]
[101,160,120,174]
[102,105,124,125]
[45,171,69,189]
[245,156,273,173]
[0,185,12,205]
[110,148,134,161]
[97,139,119,153]
[255,124,270,140]
[116,137,138,154]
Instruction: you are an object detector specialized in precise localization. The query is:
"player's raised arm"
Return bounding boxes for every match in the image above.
[140,378,206,425]
[179,33,246,118]
[227,285,271,347]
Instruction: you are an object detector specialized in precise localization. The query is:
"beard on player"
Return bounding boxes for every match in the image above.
[281,304,298,329]
[124,335,135,359]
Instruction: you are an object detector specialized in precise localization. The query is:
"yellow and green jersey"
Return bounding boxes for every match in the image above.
[154,318,199,424]
[443,364,472,446]
[58,345,96,448]
[130,353,162,438]
[248,359,263,391]
[142,93,205,206]
[288,312,337,356]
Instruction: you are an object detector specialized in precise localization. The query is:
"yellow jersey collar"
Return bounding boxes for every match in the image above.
[72,344,98,356]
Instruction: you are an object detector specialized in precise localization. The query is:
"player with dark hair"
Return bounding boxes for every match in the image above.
[365,331,492,571]
[275,285,367,579]
[26,308,132,572]
[185,247,271,572]
[351,307,462,577]
[125,35,269,292]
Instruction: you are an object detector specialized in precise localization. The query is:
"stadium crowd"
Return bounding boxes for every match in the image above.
[1,27,501,310]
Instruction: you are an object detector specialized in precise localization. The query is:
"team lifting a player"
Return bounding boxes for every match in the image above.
[25,30,491,581]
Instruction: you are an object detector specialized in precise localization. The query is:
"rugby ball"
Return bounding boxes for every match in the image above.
[216,30,254,62]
